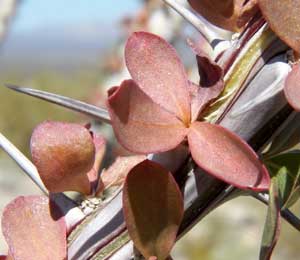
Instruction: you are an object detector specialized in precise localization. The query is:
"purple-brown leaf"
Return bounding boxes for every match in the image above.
[125,32,191,124]
[0,255,13,260]
[259,0,300,53]
[2,196,67,260]
[107,80,187,154]
[188,40,224,121]
[188,122,270,191]
[123,160,184,260]
[188,0,258,32]
[87,134,106,194]
[31,121,95,194]
[284,63,300,111]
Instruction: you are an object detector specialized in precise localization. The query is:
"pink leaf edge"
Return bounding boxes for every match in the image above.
[125,31,191,124]
[284,63,300,111]
[107,79,188,154]
[30,121,96,195]
[188,122,270,191]
[2,196,67,260]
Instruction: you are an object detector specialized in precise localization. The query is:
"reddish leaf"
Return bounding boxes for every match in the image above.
[99,155,146,193]
[123,160,183,260]
[0,256,13,260]
[107,80,187,154]
[31,121,95,194]
[188,0,258,32]
[125,32,191,124]
[2,196,67,260]
[188,40,224,121]
[259,0,300,53]
[87,134,106,194]
[0,255,13,260]
[284,64,300,111]
[188,122,270,191]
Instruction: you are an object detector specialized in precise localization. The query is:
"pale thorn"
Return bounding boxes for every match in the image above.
[162,0,232,45]
[4,84,111,124]
[0,132,48,195]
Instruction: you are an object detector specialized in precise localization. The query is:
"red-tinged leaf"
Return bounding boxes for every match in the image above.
[259,0,300,53]
[284,64,300,111]
[31,121,95,195]
[107,80,188,154]
[259,178,281,260]
[99,155,146,193]
[123,160,184,260]
[87,134,106,194]
[0,255,13,260]
[191,81,224,122]
[2,196,67,260]
[188,40,224,121]
[188,122,270,191]
[188,0,258,32]
[125,32,191,124]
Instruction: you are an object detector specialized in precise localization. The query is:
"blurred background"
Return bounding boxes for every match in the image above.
[0,0,299,259]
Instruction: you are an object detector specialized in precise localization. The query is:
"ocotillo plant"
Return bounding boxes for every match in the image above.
[2,0,300,259]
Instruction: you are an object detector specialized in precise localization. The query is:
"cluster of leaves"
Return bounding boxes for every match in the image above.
[2,1,300,260]
[1,122,145,259]
[186,1,300,259]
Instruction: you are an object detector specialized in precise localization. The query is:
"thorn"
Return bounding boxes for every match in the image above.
[162,0,232,45]
[0,132,48,195]
[5,84,111,124]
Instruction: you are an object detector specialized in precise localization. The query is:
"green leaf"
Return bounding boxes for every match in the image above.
[259,178,281,260]
[123,160,184,260]
[266,113,300,157]
[266,151,300,208]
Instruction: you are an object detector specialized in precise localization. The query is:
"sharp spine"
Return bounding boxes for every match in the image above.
[5,84,111,124]
[0,132,48,195]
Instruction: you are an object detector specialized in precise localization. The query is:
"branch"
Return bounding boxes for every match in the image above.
[253,193,300,231]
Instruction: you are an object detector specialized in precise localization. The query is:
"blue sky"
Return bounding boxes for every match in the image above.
[11,0,141,33]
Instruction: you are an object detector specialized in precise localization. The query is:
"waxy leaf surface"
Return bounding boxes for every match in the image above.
[259,178,281,260]
[123,160,184,260]
[125,32,191,124]
[188,0,258,32]
[31,121,95,194]
[188,40,224,121]
[188,122,270,191]
[259,0,300,53]
[284,64,300,111]
[107,80,187,154]
[2,196,67,260]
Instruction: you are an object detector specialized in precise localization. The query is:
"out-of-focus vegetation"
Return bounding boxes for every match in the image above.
[174,197,300,260]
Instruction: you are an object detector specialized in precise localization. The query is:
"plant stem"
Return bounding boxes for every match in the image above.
[252,193,300,231]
